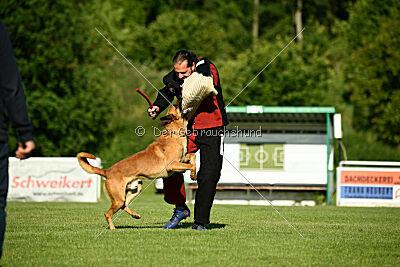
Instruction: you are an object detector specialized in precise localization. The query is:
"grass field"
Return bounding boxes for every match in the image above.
[2,183,400,266]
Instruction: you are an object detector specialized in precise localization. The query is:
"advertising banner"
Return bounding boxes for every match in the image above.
[337,161,400,207]
[7,157,101,202]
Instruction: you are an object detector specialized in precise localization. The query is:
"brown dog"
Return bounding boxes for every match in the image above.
[77,103,196,229]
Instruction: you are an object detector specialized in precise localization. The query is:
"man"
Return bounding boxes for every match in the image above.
[0,22,35,257]
[148,50,228,230]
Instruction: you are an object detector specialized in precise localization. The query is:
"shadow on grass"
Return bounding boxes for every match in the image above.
[115,225,161,229]
[115,222,227,230]
[177,222,227,229]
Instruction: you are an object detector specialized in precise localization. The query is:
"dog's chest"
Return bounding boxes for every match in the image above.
[180,138,187,161]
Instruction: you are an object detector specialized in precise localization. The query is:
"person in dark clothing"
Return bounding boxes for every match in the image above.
[0,22,35,257]
[148,50,228,230]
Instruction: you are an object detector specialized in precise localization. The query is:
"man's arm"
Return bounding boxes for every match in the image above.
[153,86,175,110]
[0,22,34,158]
[147,69,180,118]
[148,86,175,119]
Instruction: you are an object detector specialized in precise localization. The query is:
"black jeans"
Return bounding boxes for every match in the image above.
[0,142,8,258]
[193,129,223,225]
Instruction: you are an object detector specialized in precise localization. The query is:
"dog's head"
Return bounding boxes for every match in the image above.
[159,100,184,127]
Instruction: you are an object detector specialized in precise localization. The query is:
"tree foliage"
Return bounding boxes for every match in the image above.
[221,24,335,107]
[343,0,400,145]
[129,10,233,70]
[0,0,119,156]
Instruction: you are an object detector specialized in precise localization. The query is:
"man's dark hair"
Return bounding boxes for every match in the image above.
[172,50,197,67]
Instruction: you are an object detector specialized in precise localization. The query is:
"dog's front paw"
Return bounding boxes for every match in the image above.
[190,169,197,180]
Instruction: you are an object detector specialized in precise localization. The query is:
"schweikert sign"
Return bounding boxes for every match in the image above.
[8,157,101,202]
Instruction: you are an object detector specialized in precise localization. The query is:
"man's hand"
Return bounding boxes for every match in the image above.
[15,140,35,159]
[147,106,160,119]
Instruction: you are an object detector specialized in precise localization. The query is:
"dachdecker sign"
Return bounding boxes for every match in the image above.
[337,161,400,207]
[7,157,101,202]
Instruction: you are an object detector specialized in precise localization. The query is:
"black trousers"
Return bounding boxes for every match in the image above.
[0,142,8,258]
[192,129,224,225]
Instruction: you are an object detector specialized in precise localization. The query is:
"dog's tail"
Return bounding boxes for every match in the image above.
[77,152,106,177]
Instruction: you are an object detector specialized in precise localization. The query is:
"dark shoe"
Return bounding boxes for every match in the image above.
[192,223,207,230]
[163,209,190,229]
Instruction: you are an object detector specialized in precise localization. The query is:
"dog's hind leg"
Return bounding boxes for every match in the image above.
[124,195,142,219]
[104,180,125,230]
[125,189,141,206]
[105,203,123,230]
[122,205,141,219]
[125,180,143,205]
[123,180,142,219]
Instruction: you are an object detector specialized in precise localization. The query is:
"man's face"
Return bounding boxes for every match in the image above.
[174,60,195,80]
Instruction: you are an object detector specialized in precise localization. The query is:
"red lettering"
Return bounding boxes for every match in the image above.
[72,181,80,188]
[10,176,95,190]
[36,179,50,188]
[20,178,27,188]
[81,179,93,188]
[27,176,34,188]
[50,181,57,188]
[12,176,20,188]
[62,176,71,188]
[342,171,400,185]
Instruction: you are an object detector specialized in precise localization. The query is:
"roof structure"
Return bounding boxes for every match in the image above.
[226,106,335,125]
